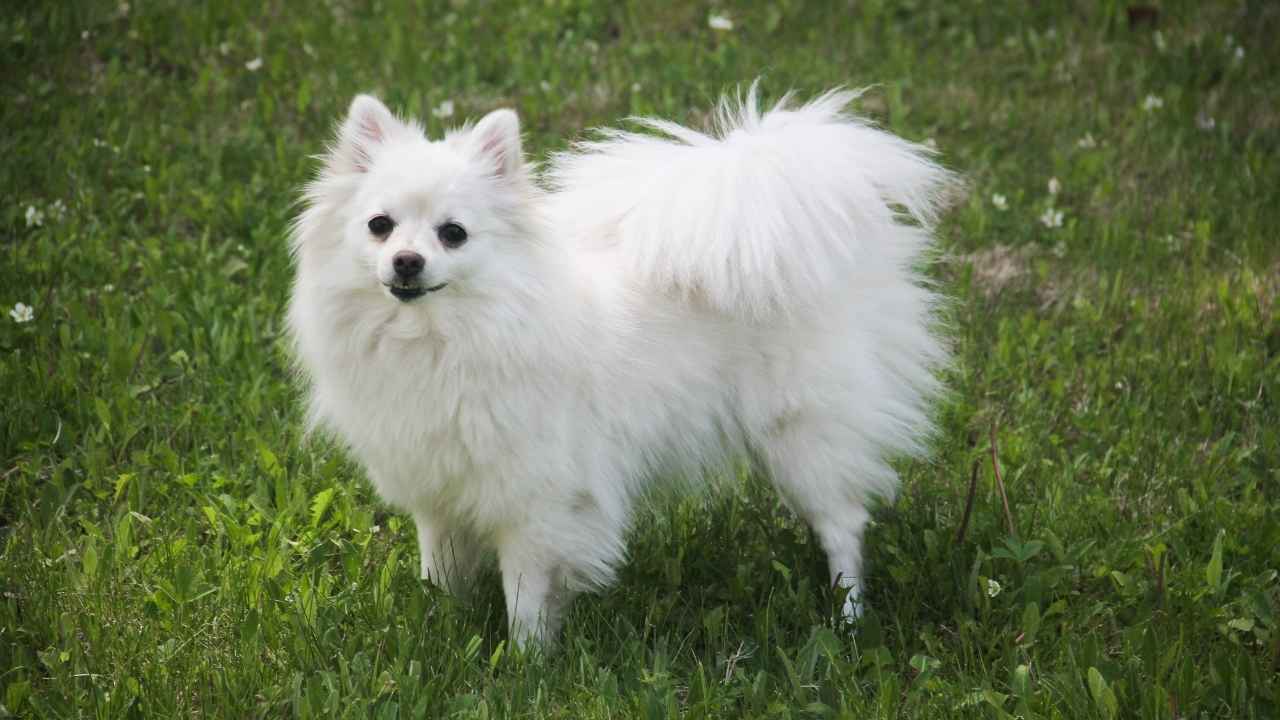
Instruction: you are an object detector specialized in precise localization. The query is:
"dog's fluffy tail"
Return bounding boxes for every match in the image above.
[548,84,956,319]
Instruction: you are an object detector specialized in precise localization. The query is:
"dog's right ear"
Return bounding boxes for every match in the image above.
[327,94,406,174]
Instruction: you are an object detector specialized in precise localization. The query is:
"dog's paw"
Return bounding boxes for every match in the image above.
[421,558,475,598]
[833,581,865,630]
[839,594,865,626]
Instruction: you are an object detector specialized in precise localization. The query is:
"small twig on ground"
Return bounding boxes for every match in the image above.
[989,422,1017,539]
[955,456,980,544]
[132,374,182,398]
[1145,547,1166,608]
[723,641,751,683]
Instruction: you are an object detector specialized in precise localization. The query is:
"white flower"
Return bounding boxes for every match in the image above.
[49,199,67,220]
[1196,112,1216,131]
[1040,208,1064,229]
[1233,46,1244,63]
[1153,30,1166,52]
[539,80,552,93]
[1048,177,1061,196]
[244,57,263,72]
[986,579,1002,598]
[991,193,1008,211]
[1076,133,1097,149]
[102,284,115,293]
[432,100,454,119]
[631,82,642,93]
[1142,94,1163,112]
[708,13,734,31]
[81,30,90,41]
[24,205,43,227]
[219,41,231,56]
[9,303,34,323]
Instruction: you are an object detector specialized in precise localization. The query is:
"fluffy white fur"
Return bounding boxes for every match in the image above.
[287,86,953,646]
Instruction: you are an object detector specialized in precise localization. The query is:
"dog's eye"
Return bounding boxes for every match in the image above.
[367,215,395,237]
[438,222,468,248]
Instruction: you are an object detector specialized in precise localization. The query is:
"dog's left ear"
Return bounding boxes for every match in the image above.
[468,109,523,178]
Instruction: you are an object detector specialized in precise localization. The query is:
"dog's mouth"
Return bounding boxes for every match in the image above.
[387,282,448,302]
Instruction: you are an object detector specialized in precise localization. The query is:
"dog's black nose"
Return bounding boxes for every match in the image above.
[392,251,425,279]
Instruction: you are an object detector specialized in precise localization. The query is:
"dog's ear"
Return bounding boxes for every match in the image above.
[329,94,406,174]
[468,109,523,178]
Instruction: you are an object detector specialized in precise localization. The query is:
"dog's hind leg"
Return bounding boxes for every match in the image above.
[759,421,885,623]
[812,505,871,622]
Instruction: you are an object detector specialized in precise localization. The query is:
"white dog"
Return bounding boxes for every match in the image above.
[287,86,952,646]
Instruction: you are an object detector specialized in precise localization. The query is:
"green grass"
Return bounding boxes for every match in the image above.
[2,0,1278,717]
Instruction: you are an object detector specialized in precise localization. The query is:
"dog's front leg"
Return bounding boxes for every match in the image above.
[497,536,572,648]
[412,510,479,597]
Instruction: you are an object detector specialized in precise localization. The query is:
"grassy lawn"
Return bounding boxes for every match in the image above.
[2,0,1278,717]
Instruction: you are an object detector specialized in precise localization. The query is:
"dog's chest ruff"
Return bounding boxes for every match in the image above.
[309,313,577,517]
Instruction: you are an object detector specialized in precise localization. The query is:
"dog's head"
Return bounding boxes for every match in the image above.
[293,95,536,310]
